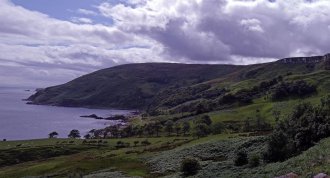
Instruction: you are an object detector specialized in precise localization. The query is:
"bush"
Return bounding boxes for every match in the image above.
[180,158,200,176]
[134,141,139,147]
[234,149,248,166]
[248,154,260,167]
[212,122,224,134]
[68,129,80,139]
[264,97,330,162]
[141,139,151,146]
[271,80,316,100]
[194,123,211,138]
[116,141,128,148]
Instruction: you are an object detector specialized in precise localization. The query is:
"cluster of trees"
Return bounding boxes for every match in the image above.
[264,95,330,162]
[242,110,272,132]
[234,149,261,168]
[49,109,272,141]
[252,76,282,93]
[82,120,192,139]
[271,80,317,100]
[50,115,222,140]
[218,76,283,108]
[219,91,253,106]
[48,129,81,139]
[159,84,212,108]
[148,75,296,118]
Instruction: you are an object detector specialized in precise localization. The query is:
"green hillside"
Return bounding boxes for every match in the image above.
[28,55,330,112]
[28,63,245,109]
[3,54,330,178]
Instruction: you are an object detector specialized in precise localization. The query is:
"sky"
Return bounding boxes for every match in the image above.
[0,0,330,87]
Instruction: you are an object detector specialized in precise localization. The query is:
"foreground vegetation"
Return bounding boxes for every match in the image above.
[4,56,330,177]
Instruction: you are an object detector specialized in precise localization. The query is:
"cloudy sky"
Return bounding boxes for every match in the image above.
[0,0,329,87]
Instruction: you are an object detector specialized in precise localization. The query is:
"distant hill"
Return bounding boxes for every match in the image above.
[28,54,330,111]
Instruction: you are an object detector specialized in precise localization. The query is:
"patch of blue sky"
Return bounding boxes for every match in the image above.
[11,0,119,25]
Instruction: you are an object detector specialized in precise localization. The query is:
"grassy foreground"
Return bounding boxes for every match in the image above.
[1,132,330,178]
[0,137,194,178]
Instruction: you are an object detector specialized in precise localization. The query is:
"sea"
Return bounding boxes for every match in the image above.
[0,87,130,140]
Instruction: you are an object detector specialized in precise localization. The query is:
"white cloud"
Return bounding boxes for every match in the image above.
[0,0,165,86]
[77,8,98,16]
[240,18,264,33]
[98,0,330,60]
[1,0,330,86]
[71,17,93,24]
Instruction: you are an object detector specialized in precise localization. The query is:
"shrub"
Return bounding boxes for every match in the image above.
[141,139,151,146]
[271,80,316,100]
[194,123,211,138]
[180,158,200,176]
[234,149,248,166]
[212,122,224,134]
[248,154,260,167]
[68,129,80,139]
[200,115,212,126]
[116,141,126,148]
[134,141,139,147]
[264,97,330,162]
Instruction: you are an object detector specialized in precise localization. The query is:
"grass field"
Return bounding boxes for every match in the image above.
[2,65,330,177]
[0,136,194,178]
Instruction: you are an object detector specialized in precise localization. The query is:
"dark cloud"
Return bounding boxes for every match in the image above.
[1,0,330,87]
[100,0,330,61]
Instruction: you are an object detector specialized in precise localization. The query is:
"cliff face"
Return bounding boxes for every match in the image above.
[280,53,330,64]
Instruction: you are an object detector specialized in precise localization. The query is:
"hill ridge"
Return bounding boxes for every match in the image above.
[27,53,330,110]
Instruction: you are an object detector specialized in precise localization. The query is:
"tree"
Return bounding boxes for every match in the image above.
[234,149,248,166]
[134,140,139,147]
[175,123,181,136]
[256,109,262,131]
[264,99,330,163]
[165,120,174,136]
[108,126,119,138]
[103,129,110,139]
[195,103,207,115]
[212,122,224,134]
[154,122,163,137]
[181,158,200,176]
[144,123,155,136]
[88,129,96,139]
[68,129,80,139]
[255,110,272,131]
[200,115,212,126]
[271,80,316,100]
[84,133,91,139]
[122,125,133,137]
[243,118,251,132]
[182,121,191,135]
[248,154,260,167]
[321,95,330,111]
[137,126,144,137]
[194,123,211,138]
[272,109,281,123]
[141,139,151,147]
[48,131,58,138]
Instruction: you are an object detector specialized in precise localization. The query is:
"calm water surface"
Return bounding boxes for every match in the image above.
[0,87,130,140]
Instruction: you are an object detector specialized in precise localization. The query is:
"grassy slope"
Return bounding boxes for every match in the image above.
[28,63,244,109]
[0,134,246,178]
[0,137,193,178]
[7,59,330,177]
[145,135,330,178]
[1,134,330,178]
[28,58,326,110]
